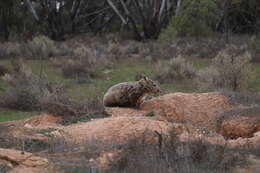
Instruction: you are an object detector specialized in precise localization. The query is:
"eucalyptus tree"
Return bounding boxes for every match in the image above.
[106,0,177,40]
[0,0,20,40]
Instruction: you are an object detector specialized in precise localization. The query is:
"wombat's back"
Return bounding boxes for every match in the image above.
[103,82,134,107]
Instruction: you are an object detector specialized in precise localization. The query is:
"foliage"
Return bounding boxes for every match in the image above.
[0,65,8,76]
[23,35,57,59]
[160,0,218,41]
[0,163,11,173]
[0,60,61,111]
[41,95,105,125]
[155,56,197,83]
[196,45,256,91]
[61,46,97,82]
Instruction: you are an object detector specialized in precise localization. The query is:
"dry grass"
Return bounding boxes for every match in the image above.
[21,35,58,59]
[61,46,97,82]
[155,56,197,83]
[0,163,11,173]
[41,129,249,173]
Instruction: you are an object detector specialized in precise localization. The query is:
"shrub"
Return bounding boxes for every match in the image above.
[0,65,8,76]
[0,42,21,59]
[159,0,218,43]
[155,56,197,83]
[0,60,105,120]
[40,93,105,125]
[196,45,256,92]
[223,92,260,106]
[0,163,11,173]
[196,67,221,92]
[61,59,96,83]
[22,35,57,59]
[61,46,98,82]
[0,60,61,111]
[110,134,247,173]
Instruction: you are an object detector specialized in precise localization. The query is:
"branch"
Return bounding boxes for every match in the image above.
[24,0,39,21]
[175,0,182,15]
[159,0,166,22]
[107,0,127,24]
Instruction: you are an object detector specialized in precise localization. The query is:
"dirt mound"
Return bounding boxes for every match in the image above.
[105,93,235,131]
[105,107,148,117]
[0,113,61,128]
[62,116,186,144]
[2,92,260,172]
[0,113,62,141]
[0,148,51,173]
[217,107,260,139]
[22,113,62,127]
[141,92,233,125]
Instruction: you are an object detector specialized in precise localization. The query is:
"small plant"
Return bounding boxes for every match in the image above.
[61,59,96,83]
[0,163,11,173]
[23,35,57,59]
[0,42,21,59]
[155,56,197,83]
[0,65,8,76]
[0,60,63,111]
[41,93,105,125]
[61,46,98,82]
[196,45,256,92]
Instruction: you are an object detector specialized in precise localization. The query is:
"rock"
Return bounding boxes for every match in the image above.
[216,107,260,139]
[0,148,51,173]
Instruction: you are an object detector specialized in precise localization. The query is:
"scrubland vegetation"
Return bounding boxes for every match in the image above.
[1,35,260,122]
[1,0,260,172]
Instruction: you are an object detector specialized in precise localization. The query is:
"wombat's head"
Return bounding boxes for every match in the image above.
[139,76,160,94]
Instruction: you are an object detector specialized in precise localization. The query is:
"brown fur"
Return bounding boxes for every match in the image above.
[103,77,160,108]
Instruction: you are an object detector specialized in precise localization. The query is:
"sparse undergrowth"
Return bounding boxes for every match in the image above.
[0,60,105,124]
[0,163,11,173]
[155,55,197,83]
[155,44,257,92]
[196,45,256,92]
[0,36,260,123]
[44,130,249,173]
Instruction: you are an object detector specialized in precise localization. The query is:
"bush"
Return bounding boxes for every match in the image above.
[21,35,57,59]
[0,60,61,111]
[0,65,8,76]
[0,60,105,121]
[0,42,21,59]
[0,163,11,173]
[40,94,105,125]
[61,46,98,82]
[61,59,96,83]
[196,45,256,92]
[155,56,197,83]
[159,0,218,42]
[74,130,246,173]
[109,134,247,173]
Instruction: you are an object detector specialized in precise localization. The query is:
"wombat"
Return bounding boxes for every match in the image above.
[103,76,160,108]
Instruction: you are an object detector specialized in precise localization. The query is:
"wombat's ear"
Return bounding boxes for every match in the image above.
[142,76,148,80]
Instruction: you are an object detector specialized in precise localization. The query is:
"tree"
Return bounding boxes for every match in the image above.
[0,0,19,40]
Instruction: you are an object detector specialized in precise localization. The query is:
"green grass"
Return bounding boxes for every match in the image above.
[250,63,260,91]
[0,109,36,122]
